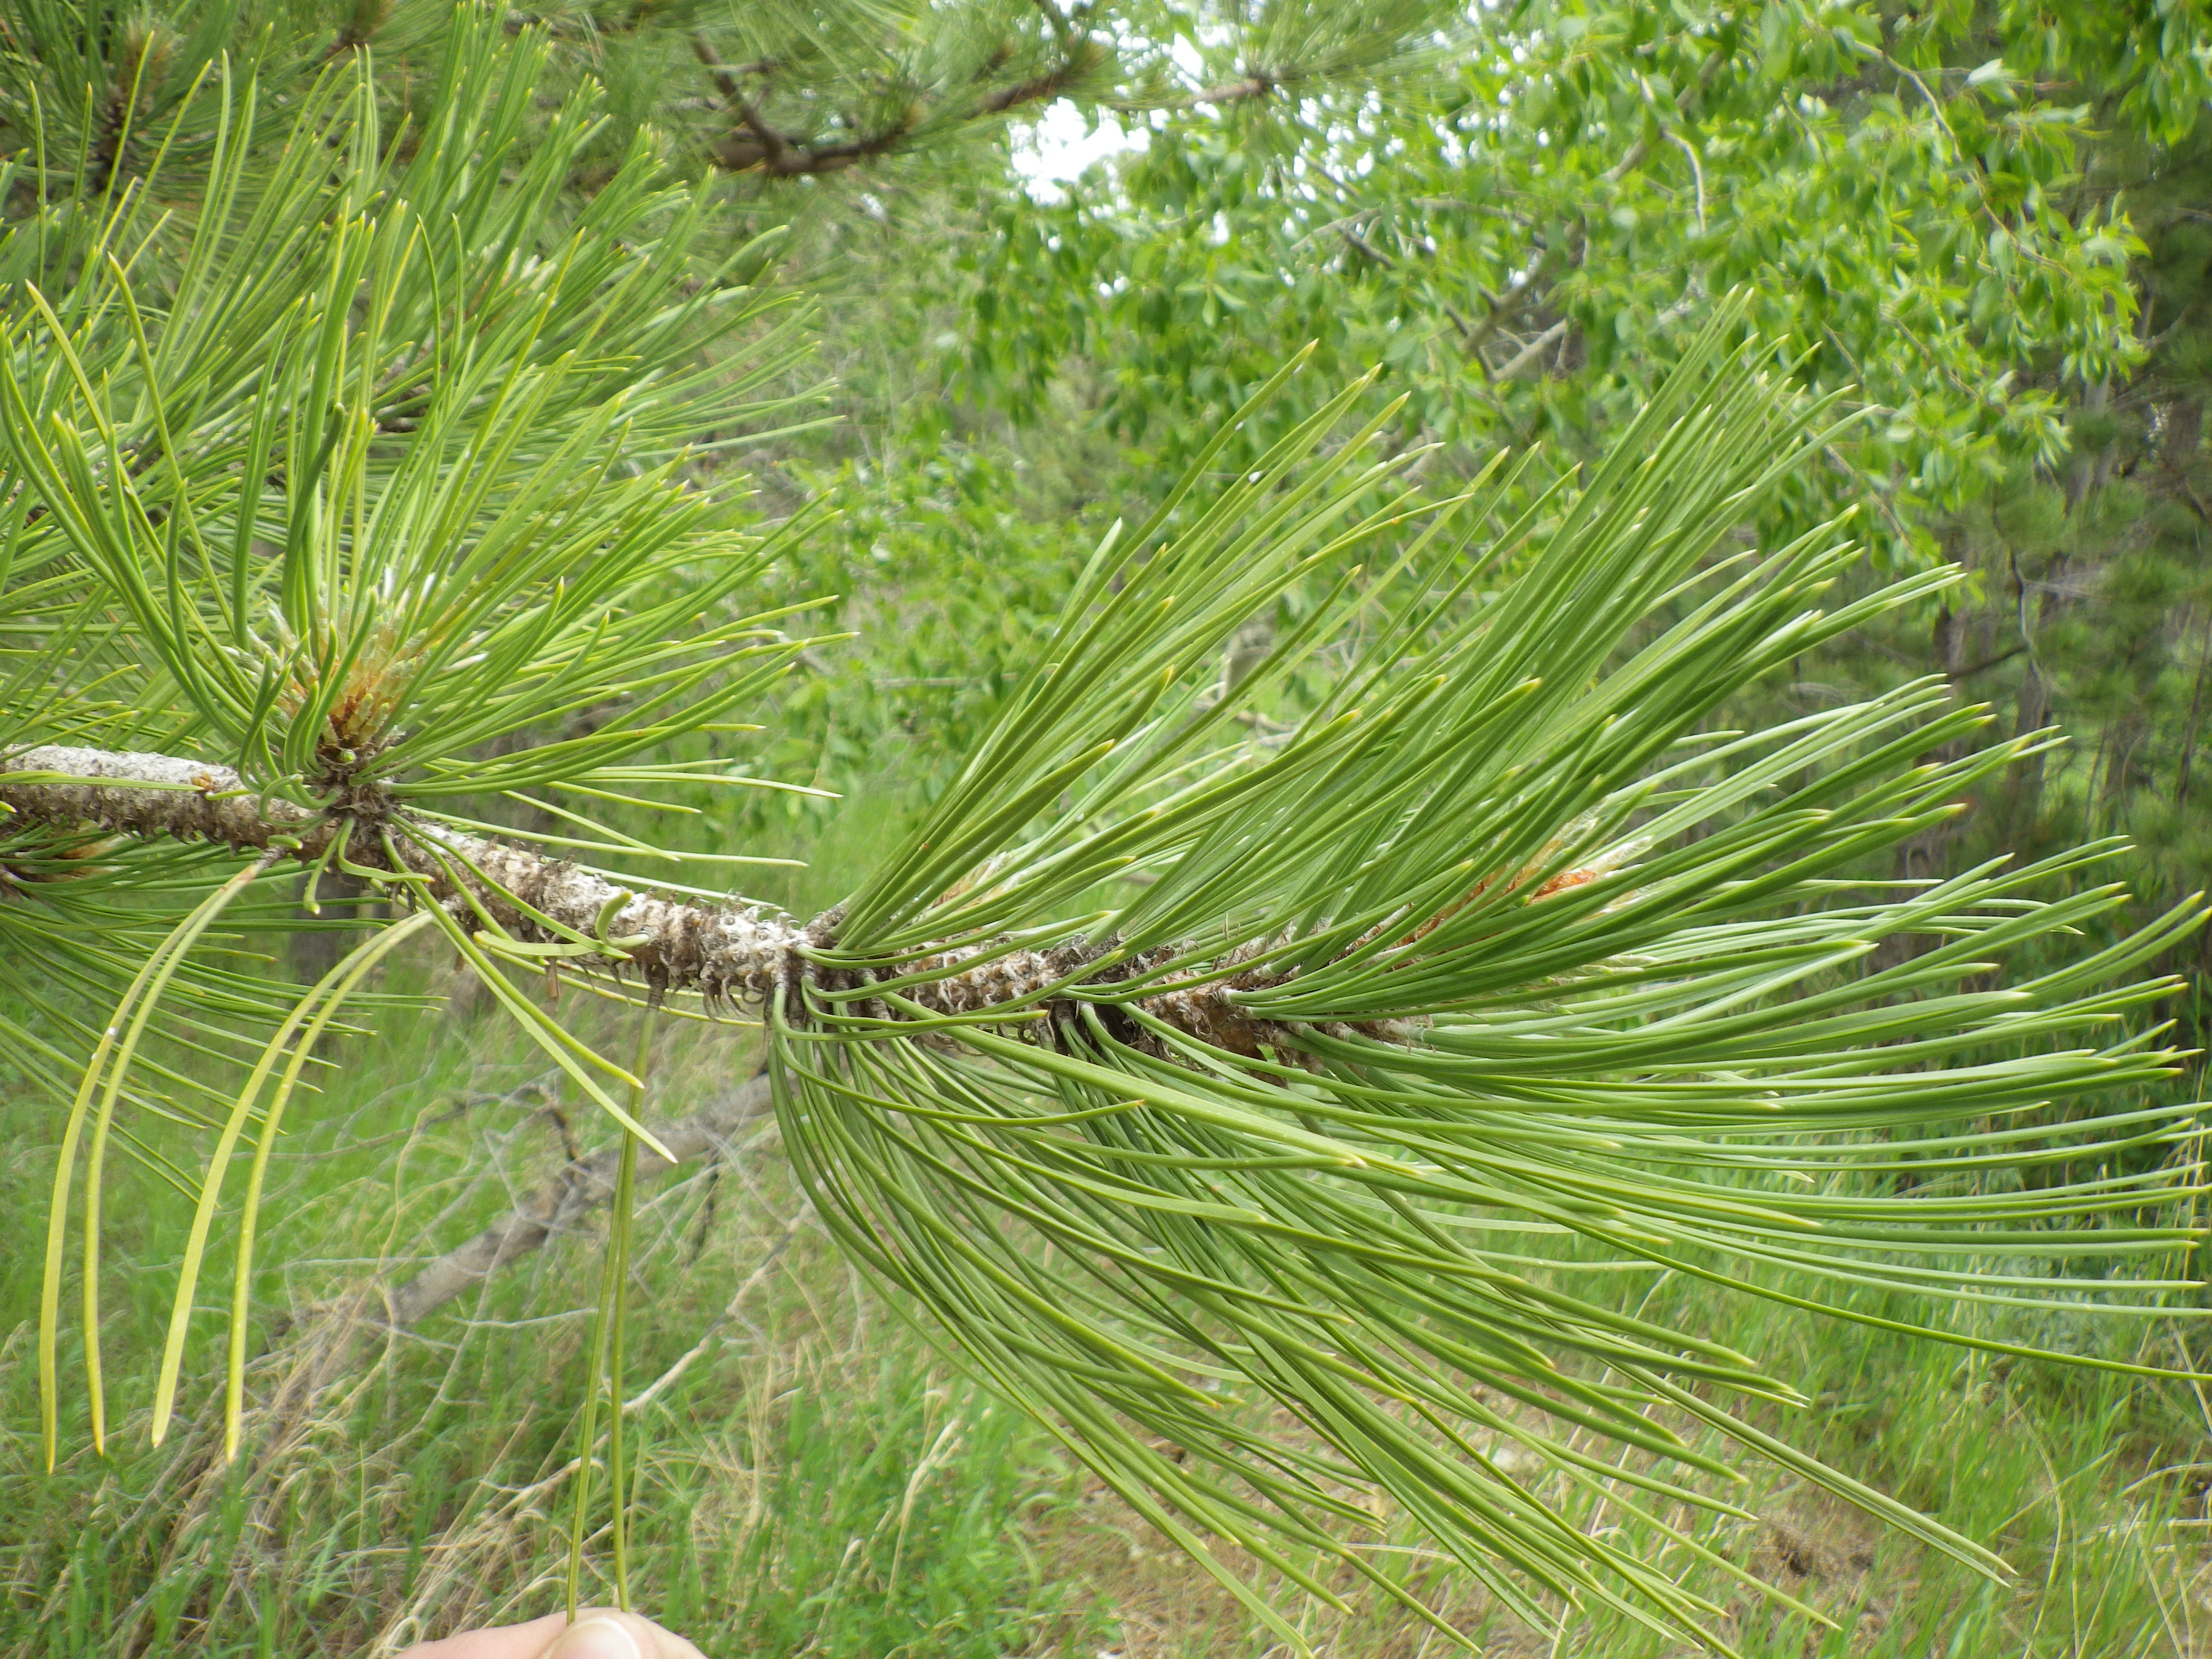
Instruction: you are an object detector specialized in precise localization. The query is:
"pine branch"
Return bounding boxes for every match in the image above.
[1187,72,1282,105]
[1111,38,1438,117]
[1,744,795,1004]
[0,744,1342,1051]
[1106,69,1297,115]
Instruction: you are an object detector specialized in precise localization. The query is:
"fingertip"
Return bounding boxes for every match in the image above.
[539,1613,640,1659]
[541,1610,702,1659]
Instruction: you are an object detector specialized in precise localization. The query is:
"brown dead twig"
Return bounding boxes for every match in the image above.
[385,1070,775,1327]
[690,31,1105,178]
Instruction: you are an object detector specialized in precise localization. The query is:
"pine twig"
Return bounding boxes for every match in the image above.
[1106,69,1289,115]
[0,743,1401,1056]
[0,743,797,1008]
[1189,73,1280,106]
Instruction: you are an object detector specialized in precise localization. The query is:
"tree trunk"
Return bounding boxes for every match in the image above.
[1869,596,1974,975]
[287,869,378,984]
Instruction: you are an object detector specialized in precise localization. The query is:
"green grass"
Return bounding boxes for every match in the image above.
[2,955,1115,1658]
[1018,1275,2212,1659]
[6,787,2212,1655]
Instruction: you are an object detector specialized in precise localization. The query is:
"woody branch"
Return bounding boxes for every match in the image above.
[0,744,1293,1048]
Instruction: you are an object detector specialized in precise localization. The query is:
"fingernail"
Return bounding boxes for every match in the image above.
[544,1617,644,1659]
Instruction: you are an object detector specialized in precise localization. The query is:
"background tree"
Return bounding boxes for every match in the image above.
[899,0,2212,1018]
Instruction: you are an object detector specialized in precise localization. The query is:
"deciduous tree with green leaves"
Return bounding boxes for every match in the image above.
[5,5,2210,1655]
[947,0,2185,547]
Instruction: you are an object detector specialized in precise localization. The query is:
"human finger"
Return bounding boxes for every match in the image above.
[397,1611,568,1659]
[398,1609,707,1659]
[535,1611,709,1659]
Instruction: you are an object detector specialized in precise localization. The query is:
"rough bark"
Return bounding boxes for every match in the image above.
[0,742,1317,1051]
[1867,596,1977,975]
[0,742,801,1006]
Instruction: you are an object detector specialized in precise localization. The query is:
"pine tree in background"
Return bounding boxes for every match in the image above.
[6,5,2212,1653]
